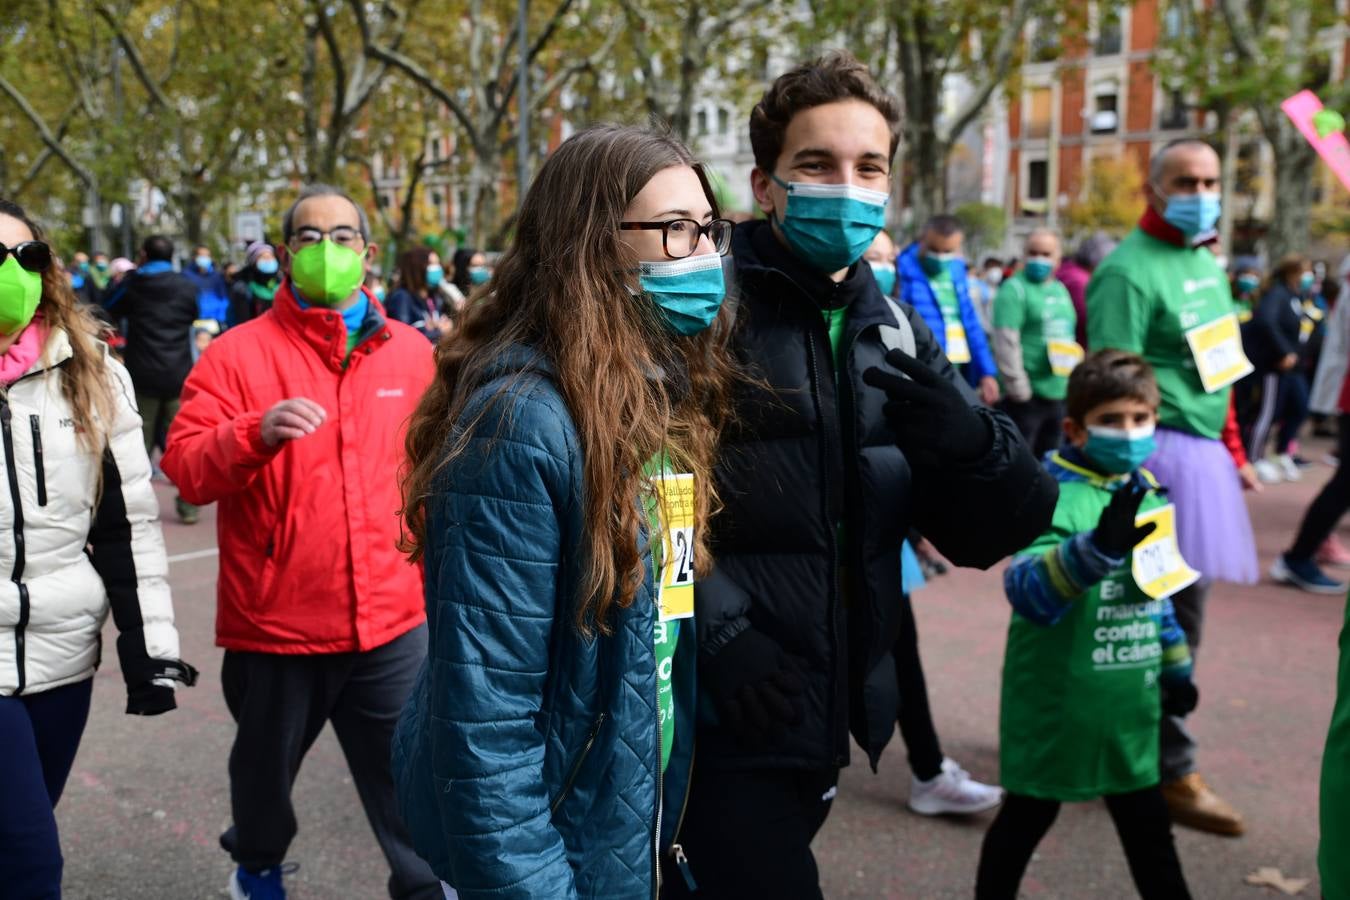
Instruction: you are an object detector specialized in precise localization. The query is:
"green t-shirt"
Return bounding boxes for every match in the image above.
[992,272,1078,401]
[1000,460,1168,801]
[929,267,960,325]
[1087,228,1238,439]
[1322,595,1350,899]
[643,454,681,774]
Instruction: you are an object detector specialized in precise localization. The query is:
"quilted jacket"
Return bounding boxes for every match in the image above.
[0,327,188,700]
[393,347,695,900]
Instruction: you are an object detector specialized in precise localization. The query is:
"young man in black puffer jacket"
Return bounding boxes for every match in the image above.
[661,53,1058,900]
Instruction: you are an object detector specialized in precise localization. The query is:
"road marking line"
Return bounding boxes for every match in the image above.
[166,548,220,564]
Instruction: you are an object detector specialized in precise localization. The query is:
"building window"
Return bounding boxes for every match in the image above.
[1022,158,1049,216]
[1160,89,1189,130]
[1091,87,1119,134]
[1026,87,1053,140]
[695,109,708,137]
[1030,16,1060,62]
[717,107,729,137]
[1163,5,1184,41]
[1095,7,1123,56]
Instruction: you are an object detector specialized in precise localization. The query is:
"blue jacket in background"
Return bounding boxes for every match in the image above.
[184,264,230,323]
[392,346,694,899]
[897,241,997,381]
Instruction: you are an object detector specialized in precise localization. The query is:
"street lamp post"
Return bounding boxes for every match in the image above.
[517,0,529,213]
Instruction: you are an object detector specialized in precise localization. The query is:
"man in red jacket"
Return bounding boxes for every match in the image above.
[162,184,439,900]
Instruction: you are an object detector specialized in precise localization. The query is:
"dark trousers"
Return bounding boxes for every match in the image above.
[1289,414,1350,561]
[1276,369,1311,454]
[894,592,944,781]
[660,765,838,900]
[976,788,1191,899]
[219,625,439,900]
[1000,397,1065,458]
[136,392,181,458]
[0,678,94,900]
[1160,579,1209,782]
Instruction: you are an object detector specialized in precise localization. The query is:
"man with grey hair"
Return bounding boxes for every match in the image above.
[992,227,1077,456]
[162,184,439,900]
[1087,139,1257,838]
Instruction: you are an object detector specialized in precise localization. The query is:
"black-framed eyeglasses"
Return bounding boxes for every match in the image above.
[289,226,365,249]
[0,241,52,274]
[619,218,734,259]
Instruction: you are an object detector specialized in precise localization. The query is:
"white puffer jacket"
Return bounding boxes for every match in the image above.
[0,327,188,701]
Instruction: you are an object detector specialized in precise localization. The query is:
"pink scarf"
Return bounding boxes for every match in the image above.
[0,320,48,387]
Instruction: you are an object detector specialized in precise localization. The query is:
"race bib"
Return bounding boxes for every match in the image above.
[1184,313,1253,393]
[1047,339,1085,377]
[946,321,972,365]
[652,472,696,621]
[1131,504,1201,600]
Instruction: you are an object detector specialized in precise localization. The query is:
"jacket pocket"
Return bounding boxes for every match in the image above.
[29,415,46,506]
[550,712,605,815]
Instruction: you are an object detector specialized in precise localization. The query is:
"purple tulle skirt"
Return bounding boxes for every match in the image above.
[1143,427,1258,584]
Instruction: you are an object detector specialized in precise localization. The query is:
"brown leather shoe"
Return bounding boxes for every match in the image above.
[1161,773,1246,836]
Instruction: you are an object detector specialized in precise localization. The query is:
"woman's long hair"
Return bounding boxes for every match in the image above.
[0,200,115,453]
[450,247,478,297]
[401,125,737,636]
[396,244,434,297]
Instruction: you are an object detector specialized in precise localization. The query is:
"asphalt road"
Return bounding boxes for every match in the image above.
[57,453,1341,899]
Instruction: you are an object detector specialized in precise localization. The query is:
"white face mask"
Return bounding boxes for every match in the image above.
[985,269,1003,286]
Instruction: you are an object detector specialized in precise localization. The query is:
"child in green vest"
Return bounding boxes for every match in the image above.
[976,349,1196,900]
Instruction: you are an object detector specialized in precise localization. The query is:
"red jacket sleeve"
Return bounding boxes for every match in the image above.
[161,346,280,506]
[1221,393,1248,469]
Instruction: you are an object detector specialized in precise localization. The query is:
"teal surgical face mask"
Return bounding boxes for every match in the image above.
[869,261,897,297]
[920,251,960,277]
[1236,273,1260,295]
[1084,424,1157,475]
[1024,257,1055,283]
[638,252,726,336]
[770,175,889,273]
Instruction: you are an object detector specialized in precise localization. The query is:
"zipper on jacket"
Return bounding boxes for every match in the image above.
[666,740,697,892]
[549,712,605,815]
[653,666,663,899]
[1,402,30,694]
[807,323,845,768]
[29,416,46,506]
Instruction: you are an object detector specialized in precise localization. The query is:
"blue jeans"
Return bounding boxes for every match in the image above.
[0,678,94,899]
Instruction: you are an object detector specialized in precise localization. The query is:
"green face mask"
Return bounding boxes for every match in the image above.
[289,240,365,307]
[0,257,42,336]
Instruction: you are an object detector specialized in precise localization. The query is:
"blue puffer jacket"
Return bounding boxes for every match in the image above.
[897,241,997,381]
[392,346,696,900]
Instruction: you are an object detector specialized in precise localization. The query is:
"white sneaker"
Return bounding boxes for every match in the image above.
[1277,454,1303,482]
[908,758,1004,816]
[1254,459,1283,484]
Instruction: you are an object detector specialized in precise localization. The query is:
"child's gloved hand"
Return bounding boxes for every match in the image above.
[1091,479,1156,558]
[1161,677,1199,717]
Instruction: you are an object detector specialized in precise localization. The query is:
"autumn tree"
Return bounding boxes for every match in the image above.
[1062,155,1144,239]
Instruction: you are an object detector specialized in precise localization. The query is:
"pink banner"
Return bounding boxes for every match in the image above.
[1282,90,1350,195]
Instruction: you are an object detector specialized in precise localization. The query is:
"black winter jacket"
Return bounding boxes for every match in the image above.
[1244,281,1310,374]
[115,267,200,398]
[697,221,1057,772]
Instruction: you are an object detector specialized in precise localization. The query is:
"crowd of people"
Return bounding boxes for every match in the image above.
[0,50,1348,900]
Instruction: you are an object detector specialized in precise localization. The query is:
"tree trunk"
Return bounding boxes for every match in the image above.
[1265,120,1317,261]
[467,148,500,248]
[906,127,946,235]
[1217,109,1237,258]
[180,190,206,249]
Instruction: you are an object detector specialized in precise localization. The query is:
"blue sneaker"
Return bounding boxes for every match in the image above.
[228,864,294,900]
[1271,554,1348,595]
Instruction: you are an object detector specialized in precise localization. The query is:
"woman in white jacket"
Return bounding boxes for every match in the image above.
[0,199,196,897]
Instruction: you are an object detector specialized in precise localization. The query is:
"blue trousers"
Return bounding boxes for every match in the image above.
[0,678,94,900]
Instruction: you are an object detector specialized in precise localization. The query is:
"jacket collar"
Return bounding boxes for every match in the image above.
[272,278,393,372]
[732,220,899,330]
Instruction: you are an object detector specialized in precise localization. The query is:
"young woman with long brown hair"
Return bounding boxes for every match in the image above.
[0,199,196,896]
[392,125,736,898]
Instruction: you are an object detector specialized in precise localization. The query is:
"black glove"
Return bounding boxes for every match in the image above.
[701,628,804,747]
[862,348,994,465]
[124,659,198,717]
[127,681,177,716]
[1161,678,1199,717]
[1091,479,1157,558]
